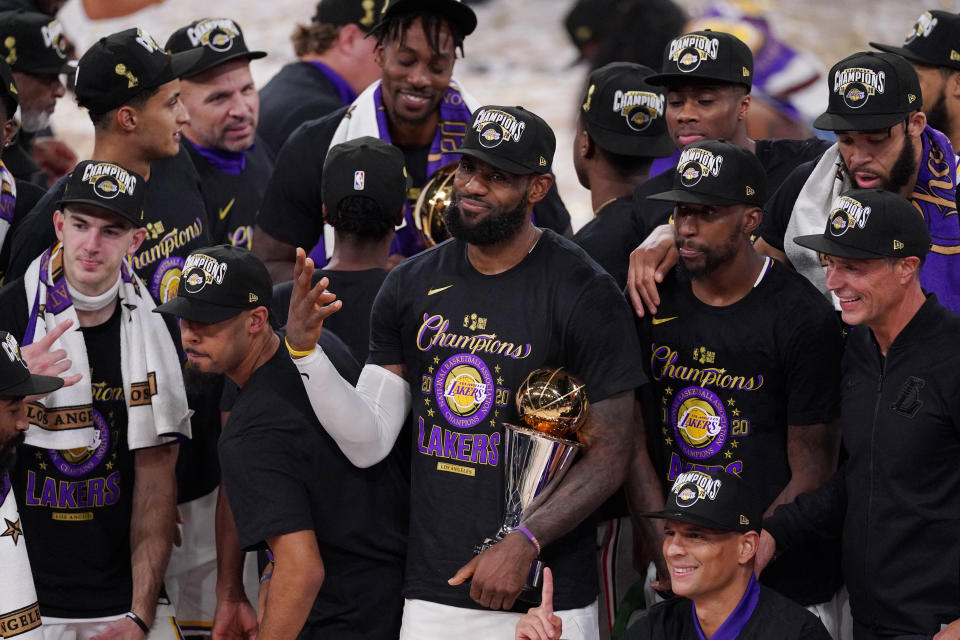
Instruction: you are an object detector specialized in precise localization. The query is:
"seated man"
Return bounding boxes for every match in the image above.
[517,470,831,640]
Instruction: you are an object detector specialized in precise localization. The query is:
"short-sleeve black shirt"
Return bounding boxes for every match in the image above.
[367,229,647,611]
[572,195,647,289]
[220,343,407,638]
[757,159,817,252]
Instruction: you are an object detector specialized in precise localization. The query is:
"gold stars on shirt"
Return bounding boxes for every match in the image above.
[2,518,23,545]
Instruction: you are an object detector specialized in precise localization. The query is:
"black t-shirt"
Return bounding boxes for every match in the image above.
[4,133,43,185]
[219,344,407,639]
[256,107,572,258]
[0,178,46,279]
[624,584,831,640]
[757,159,816,252]
[6,147,213,304]
[272,268,387,364]
[367,229,647,611]
[0,293,138,618]
[257,62,349,157]
[184,137,274,250]
[572,195,646,289]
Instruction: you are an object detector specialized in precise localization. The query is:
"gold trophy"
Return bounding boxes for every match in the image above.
[413,162,458,246]
[474,368,589,597]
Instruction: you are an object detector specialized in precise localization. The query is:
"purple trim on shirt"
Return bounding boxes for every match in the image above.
[309,61,358,106]
[650,150,680,177]
[184,138,247,175]
[692,573,761,640]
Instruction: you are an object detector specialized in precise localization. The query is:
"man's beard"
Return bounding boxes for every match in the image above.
[925,91,950,137]
[676,223,742,280]
[444,192,529,246]
[20,108,51,133]
[0,432,25,475]
[886,132,917,195]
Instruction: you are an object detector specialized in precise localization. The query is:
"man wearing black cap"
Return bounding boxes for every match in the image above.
[253,0,571,282]
[634,138,844,624]
[154,245,406,640]
[0,331,62,640]
[0,159,191,637]
[166,18,271,250]
[272,136,406,362]
[760,189,960,639]
[571,61,675,289]
[6,27,214,305]
[872,10,960,152]
[520,470,831,640]
[0,9,75,185]
[258,0,382,156]
[284,104,655,638]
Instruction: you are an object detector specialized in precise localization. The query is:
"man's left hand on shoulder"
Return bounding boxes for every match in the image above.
[448,530,538,610]
[934,619,960,639]
[89,615,147,640]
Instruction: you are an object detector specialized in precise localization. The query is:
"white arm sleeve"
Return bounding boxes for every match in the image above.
[292,348,411,468]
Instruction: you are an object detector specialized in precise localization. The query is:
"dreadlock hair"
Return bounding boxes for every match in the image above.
[371,11,465,58]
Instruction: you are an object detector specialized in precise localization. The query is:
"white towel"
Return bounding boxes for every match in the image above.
[21,244,191,450]
[0,473,43,639]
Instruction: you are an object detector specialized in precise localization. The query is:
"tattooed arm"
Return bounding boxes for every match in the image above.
[764,422,839,515]
[448,391,635,610]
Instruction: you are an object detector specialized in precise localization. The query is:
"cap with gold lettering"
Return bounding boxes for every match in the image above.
[871,10,960,72]
[647,29,753,90]
[455,105,555,175]
[794,189,931,260]
[58,160,146,227]
[154,245,273,324]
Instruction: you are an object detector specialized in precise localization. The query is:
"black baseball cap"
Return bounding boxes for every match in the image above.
[154,245,273,324]
[0,58,18,117]
[581,62,675,158]
[456,105,555,175]
[59,160,146,227]
[75,28,204,114]
[647,30,753,90]
[813,52,922,132]
[323,136,409,216]
[871,10,960,72]
[564,0,623,48]
[0,331,62,397]
[648,139,766,207]
[165,18,266,78]
[640,470,762,533]
[793,189,931,260]
[376,0,477,37]
[0,10,72,75]
[313,0,381,31]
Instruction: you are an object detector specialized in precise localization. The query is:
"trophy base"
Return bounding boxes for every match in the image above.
[473,535,544,605]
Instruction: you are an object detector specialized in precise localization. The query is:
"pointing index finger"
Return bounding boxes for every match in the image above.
[540,567,554,616]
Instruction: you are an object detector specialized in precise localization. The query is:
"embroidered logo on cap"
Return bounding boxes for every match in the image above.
[672,470,722,508]
[676,147,723,187]
[904,11,938,44]
[828,195,872,237]
[473,108,526,149]
[612,89,664,132]
[667,33,719,73]
[3,36,14,66]
[739,514,749,525]
[894,239,904,250]
[41,19,68,59]
[1,333,25,367]
[581,83,595,112]
[182,253,228,294]
[354,170,365,191]
[834,67,886,109]
[746,186,755,196]
[81,162,137,197]
[115,63,138,89]
[187,18,240,52]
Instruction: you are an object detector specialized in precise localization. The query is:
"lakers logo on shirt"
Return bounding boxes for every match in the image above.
[150,256,185,304]
[48,411,110,478]
[435,353,495,429]
[671,386,727,460]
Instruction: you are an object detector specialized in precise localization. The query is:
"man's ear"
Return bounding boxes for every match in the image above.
[526,172,554,206]
[53,210,65,242]
[373,43,385,68]
[116,105,138,133]
[948,70,960,99]
[739,531,759,565]
[897,255,922,284]
[907,109,927,137]
[129,227,147,255]
[737,93,751,121]
[247,306,271,334]
[743,204,763,236]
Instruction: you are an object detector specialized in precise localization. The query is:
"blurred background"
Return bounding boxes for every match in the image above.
[50,0,955,230]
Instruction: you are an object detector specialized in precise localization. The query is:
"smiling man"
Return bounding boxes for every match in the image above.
[759,189,960,639]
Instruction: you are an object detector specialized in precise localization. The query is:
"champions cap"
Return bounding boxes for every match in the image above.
[313,0,381,30]
[165,18,266,78]
[0,331,62,397]
[564,0,623,48]
[75,27,204,114]
[581,62,675,158]
[871,10,960,72]
[640,470,762,533]
[59,160,146,227]
[647,29,753,90]
[647,139,766,207]
[793,189,931,260]
[457,105,555,175]
[813,52,922,131]
[376,0,477,37]
[0,58,17,117]
[323,136,409,216]
[0,10,72,75]
[154,245,273,324]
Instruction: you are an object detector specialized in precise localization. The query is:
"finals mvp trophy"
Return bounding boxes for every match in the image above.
[474,367,589,599]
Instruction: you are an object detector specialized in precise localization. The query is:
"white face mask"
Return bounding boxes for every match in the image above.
[20,108,51,133]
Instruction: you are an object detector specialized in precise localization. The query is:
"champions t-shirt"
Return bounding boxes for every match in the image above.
[367,229,647,611]
[2,300,138,618]
[6,147,213,305]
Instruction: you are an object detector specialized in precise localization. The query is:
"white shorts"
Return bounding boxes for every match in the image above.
[165,489,218,635]
[41,602,181,640]
[399,598,599,640]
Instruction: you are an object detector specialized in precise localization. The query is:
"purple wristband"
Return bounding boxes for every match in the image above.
[514,526,541,555]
